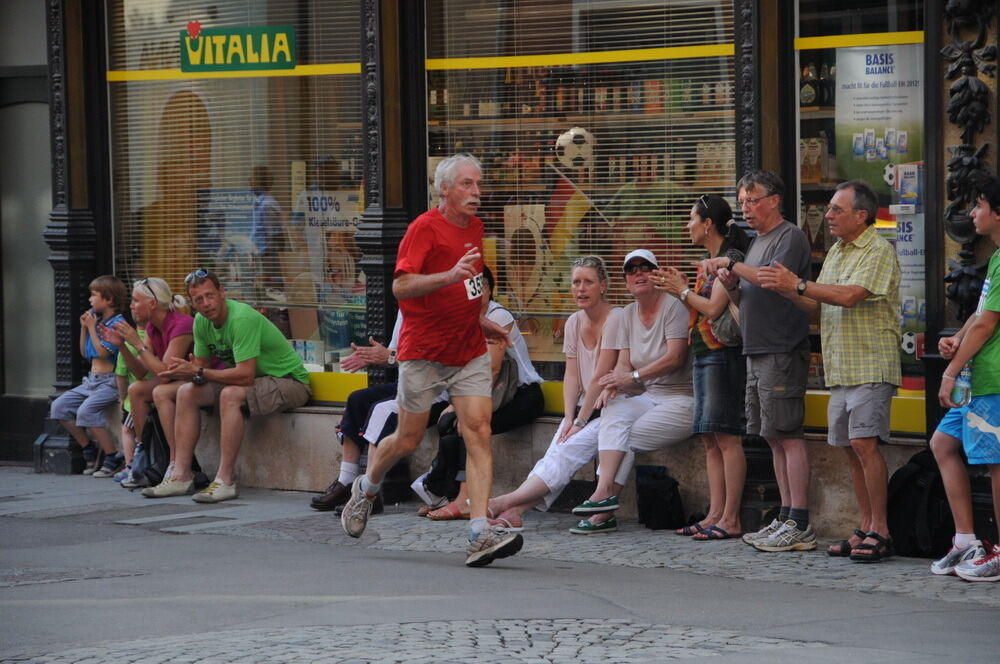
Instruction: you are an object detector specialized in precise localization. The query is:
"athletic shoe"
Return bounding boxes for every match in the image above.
[410,473,446,509]
[955,544,1000,582]
[82,449,105,475]
[931,540,987,576]
[92,453,125,478]
[571,496,619,515]
[141,477,193,498]
[753,520,817,552]
[465,525,524,567]
[742,518,782,545]
[120,468,147,489]
[341,476,376,538]
[569,517,618,534]
[112,467,130,482]
[192,480,238,503]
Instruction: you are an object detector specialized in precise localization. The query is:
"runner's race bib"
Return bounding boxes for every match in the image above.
[465,272,484,300]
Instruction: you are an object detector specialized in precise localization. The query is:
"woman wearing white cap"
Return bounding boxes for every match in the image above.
[569,248,695,534]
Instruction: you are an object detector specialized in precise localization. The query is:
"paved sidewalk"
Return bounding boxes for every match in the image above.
[1,465,995,610]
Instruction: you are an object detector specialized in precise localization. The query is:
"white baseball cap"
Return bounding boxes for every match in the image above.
[622,249,659,270]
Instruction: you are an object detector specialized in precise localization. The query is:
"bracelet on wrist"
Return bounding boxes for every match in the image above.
[941,374,956,381]
[572,417,587,428]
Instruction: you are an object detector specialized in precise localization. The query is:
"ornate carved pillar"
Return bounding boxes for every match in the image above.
[45,0,111,391]
[925,0,997,431]
[357,0,427,384]
[734,0,761,175]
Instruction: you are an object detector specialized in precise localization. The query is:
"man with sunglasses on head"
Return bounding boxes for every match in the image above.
[339,153,522,568]
[147,269,311,503]
[703,170,815,552]
[759,180,900,562]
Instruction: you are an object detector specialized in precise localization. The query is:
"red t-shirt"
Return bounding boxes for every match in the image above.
[395,208,486,366]
[147,310,194,360]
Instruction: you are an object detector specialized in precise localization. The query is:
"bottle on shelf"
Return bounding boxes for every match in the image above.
[818,62,830,106]
[799,62,818,107]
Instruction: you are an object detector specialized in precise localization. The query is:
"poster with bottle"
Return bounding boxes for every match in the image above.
[834,44,922,195]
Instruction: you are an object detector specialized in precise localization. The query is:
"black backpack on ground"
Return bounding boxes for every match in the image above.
[636,465,686,530]
[138,410,209,489]
[887,449,954,558]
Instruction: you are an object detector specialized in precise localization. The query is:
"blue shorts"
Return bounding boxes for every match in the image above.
[936,399,1000,464]
[692,347,746,436]
[49,372,119,428]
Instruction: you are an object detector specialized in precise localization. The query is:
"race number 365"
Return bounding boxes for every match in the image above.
[465,273,484,300]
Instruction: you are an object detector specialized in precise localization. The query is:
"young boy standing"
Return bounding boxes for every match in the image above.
[935,175,1000,582]
[49,275,128,475]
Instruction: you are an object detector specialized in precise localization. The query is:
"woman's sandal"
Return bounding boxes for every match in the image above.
[675,523,705,536]
[426,502,470,521]
[827,529,868,557]
[849,531,894,563]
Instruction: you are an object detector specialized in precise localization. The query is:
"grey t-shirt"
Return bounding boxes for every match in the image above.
[612,295,692,397]
[740,220,811,355]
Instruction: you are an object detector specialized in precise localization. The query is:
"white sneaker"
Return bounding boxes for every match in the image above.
[410,472,446,508]
[955,544,1000,582]
[931,540,986,576]
[753,520,818,552]
[141,477,193,498]
[743,518,782,545]
[192,480,239,503]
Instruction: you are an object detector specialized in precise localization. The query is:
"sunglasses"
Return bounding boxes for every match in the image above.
[140,278,157,300]
[624,262,655,275]
[184,268,209,285]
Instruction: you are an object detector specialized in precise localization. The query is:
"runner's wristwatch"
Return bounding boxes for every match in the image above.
[192,367,206,385]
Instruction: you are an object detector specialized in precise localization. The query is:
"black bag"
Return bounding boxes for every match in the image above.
[636,465,685,530]
[887,449,954,558]
[141,410,208,489]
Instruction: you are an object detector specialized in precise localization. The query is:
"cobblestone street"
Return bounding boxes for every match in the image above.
[1,466,995,663]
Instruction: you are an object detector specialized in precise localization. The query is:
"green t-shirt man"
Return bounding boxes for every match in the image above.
[972,250,1000,396]
[193,299,310,384]
[115,328,154,412]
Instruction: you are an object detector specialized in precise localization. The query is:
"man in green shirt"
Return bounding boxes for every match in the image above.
[760,179,901,562]
[146,269,311,503]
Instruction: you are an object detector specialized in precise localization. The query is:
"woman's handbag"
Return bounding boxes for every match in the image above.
[491,352,520,411]
[709,300,741,346]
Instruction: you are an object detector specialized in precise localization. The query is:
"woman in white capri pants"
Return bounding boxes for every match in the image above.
[571,249,695,533]
[486,256,630,530]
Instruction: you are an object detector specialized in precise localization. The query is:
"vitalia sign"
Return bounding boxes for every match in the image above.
[180,22,296,72]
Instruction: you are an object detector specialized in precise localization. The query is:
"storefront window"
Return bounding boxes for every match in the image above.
[426,0,736,375]
[106,0,363,371]
[795,1,925,394]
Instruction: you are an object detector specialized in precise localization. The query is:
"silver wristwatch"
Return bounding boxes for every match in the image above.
[573,417,587,428]
[631,369,642,386]
[386,349,397,366]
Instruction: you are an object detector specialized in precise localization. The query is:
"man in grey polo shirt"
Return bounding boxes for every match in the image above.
[704,170,815,552]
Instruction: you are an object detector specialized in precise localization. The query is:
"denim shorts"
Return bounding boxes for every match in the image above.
[692,347,746,436]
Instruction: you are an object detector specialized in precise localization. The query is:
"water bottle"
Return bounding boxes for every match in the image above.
[951,365,972,407]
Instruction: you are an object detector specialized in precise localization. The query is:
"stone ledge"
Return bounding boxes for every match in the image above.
[187,406,926,537]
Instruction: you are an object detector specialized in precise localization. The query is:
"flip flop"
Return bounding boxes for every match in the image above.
[675,523,705,536]
[426,502,470,521]
[693,525,740,541]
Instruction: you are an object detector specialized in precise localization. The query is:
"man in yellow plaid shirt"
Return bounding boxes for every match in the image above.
[760,179,900,563]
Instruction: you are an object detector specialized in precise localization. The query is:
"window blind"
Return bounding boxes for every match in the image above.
[426,0,736,364]
[107,0,364,361]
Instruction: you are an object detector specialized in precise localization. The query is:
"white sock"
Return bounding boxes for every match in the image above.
[360,475,381,496]
[338,462,360,486]
[469,516,488,540]
[954,533,978,549]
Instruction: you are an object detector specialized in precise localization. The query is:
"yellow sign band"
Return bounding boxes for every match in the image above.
[106,62,360,82]
[794,31,924,51]
[426,44,735,71]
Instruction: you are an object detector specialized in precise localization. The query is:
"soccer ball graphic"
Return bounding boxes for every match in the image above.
[901,331,916,355]
[555,126,595,170]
